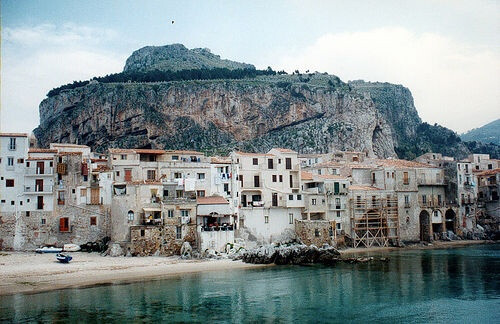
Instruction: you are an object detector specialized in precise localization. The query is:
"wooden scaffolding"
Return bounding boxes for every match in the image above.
[350,195,399,248]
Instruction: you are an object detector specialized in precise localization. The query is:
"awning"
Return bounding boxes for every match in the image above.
[143,207,162,212]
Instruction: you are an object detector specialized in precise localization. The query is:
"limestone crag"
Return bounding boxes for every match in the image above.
[35,75,397,157]
[124,44,255,73]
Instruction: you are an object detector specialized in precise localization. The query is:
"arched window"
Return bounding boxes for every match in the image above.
[127,210,134,221]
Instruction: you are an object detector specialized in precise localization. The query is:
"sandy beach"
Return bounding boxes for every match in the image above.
[0,240,492,297]
[0,253,270,296]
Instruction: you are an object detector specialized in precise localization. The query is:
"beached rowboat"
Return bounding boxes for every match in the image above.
[56,253,73,263]
[35,247,63,254]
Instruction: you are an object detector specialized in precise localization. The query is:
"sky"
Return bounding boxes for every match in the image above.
[1,0,499,134]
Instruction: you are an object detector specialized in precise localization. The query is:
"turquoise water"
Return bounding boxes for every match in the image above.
[1,244,499,323]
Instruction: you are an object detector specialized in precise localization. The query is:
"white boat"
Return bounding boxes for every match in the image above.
[63,244,81,252]
[35,246,63,254]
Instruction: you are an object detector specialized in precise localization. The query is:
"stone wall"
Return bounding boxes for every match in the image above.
[130,223,197,256]
[295,220,335,247]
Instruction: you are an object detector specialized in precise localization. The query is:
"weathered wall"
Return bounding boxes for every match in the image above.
[130,224,197,256]
[295,220,335,246]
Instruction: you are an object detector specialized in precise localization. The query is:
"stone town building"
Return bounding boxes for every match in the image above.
[0,138,112,250]
[232,149,303,243]
[475,168,499,228]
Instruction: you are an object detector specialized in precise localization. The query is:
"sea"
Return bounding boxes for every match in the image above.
[1,244,499,323]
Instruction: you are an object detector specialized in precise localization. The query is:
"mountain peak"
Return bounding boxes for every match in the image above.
[123,43,255,73]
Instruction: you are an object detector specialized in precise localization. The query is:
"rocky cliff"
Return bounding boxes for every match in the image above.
[34,44,498,159]
[35,73,396,157]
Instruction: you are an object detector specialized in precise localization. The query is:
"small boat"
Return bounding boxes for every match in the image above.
[56,253,73,263]
[35,246,63,254]
[63,244,81,252]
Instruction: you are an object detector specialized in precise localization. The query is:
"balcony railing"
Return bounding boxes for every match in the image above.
[25,167,54,175]
[24,185,53,193]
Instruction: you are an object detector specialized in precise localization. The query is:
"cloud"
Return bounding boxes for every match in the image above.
[277,27,500,133]
[1,24,126,133]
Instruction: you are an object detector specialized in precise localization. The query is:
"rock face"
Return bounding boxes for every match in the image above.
[124,44,255,73]
[241,244,341,265]
[35,73,396,158]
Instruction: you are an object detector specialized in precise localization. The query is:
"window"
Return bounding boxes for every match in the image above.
[312,198,317,205]
[6,179,14,187]
[121,154,127,160]
[116,171,120,177]
[72,188,76,194]
[404,195,409,206]
[336,211,341,218]
[224,183,229,193]
[272,175,277,182]
[297,194,302,200]
[272,193,278,206]
[41,218,46,225]
[289,213,294,224]
[403,172,409,185]
[315,229,320,237]
[181,210,189,217]
[8,138,16,150]
[285,158,292,170]
[167,210,174,218]
[422,195,427,204]
[17,158,24,164]
[26,211,30,217]
[336,223,342,230]
[268,159,274,169]
[488,164,493,170]
[172,155,179,160]
[197,190,205,197]
[0,200,4,203]
[176,226,182,239]
[147,170,156,180]
[278,159,281,164]
[174,172,182,179]
[254,176,260,187]
[11,201,15,205]
[141,229,145,237]
[176,190,183,198]
[58,191,65,205]
[386,172,390,178]
[197,173,205,180]
[59,217,70,232]
[90,216,97,226]
[7,157,14,166]
[279,175,283,182]
[264,215,269,223]
[253,158,258,165]
[128,210,134,221]
[372,173,376,182]
[289,194,294,200]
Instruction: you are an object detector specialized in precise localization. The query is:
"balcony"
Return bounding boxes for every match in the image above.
[25,167,54,176]
[24,185,53,194]
[461,198,476,205]
[419,200,445,208]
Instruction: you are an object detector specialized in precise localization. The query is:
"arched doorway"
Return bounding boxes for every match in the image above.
[445,209,456,233]
[419,210,431,242]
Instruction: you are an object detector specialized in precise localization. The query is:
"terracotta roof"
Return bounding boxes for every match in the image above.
[375,159,432,169]
[109,148,135,153]
[349,185,381,191]
[197,196,229,205]
[27,157,53,161]
[128,180,163,185]
[211,157,231,164]
[166,150,204,155]
[475,168,500,177]
[271,148,297,154]
[92,165,110,172]
[0,132,28,137]
[50,143,89,148]
[301,171,314,180]
[317,174,347,180]
[28,148,57,153]
[134,149,166,154]
[58,152,83,156]
[234,151,273,157]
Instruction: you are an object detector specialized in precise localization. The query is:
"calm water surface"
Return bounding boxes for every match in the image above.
[1,244,499,323]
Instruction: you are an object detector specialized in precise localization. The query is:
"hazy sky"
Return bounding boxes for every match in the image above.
[1,0,499,134]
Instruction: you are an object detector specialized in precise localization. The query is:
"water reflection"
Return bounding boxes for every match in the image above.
[1,245,499,323]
